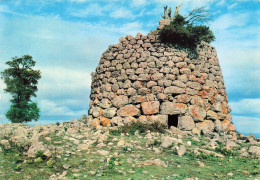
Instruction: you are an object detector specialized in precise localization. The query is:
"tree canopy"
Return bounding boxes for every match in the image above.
[1,55,41,123]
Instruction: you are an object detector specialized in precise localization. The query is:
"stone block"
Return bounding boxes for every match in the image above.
[206,110,218,120]
[160,102,187,115]
[178,116,195,131]
[117,105,140,117]
[188,105,206,122]
[141,101,160,115]
[112,96,128,108]
[196,120,214,131]
[164,86,185,94]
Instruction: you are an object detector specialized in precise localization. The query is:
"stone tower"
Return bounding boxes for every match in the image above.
[87,21,235,134]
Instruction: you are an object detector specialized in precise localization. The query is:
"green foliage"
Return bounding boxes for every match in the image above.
[0,141,26,155]
[1,55,41,123]
[46,159,55,168]
[35,150,47,160]
[159,13,215,48]
[34,157,43,163]
[27,159,33,164]
[14,164,22,171]
[215,144,239,156]
[123,146,134,152]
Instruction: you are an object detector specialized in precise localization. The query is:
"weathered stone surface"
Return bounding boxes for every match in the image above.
[112,96,128,108]
[176,94,191,103]
[160,102,187,115]
[100,98,112,109]
[161,136,178,148]
[102,108,117,118]
[117,105,140,117]
[141,101,160,115]
[143,159,167,168]
[188,105,206,122]
[164,86,185,94]
[177,145,187,156]
[248,146,260,158]
[100,116,111,127]
[196,120,214,131]
[206,110,218,120]
[178,116,195,131]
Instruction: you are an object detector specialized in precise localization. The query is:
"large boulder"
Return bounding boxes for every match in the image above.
[178,116,195,131]
[188,105,206,122]
[117,105,140,117]
[160,102,187,115]
[141,101,160,115]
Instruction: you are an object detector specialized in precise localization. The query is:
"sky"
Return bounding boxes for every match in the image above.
[0,0,259,135]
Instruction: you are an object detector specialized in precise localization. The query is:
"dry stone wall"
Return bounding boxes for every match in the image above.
[87,29,235,133]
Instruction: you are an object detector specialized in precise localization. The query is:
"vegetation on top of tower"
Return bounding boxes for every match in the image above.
[159,4,215,48]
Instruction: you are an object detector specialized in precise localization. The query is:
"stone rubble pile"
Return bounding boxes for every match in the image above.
[88,28,235,134]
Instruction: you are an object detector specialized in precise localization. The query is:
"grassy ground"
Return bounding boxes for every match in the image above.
[0,129,259,180]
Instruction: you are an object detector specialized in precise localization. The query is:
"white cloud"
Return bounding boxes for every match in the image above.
[131,0,147,6]
[110,7,135,19]
[228,3,237,9]
[39,99,86,116]
[229,99,260,115]
[212,13,248,31]
[71,3,112,17]
[232,116,260,134]
[216,0,225,6]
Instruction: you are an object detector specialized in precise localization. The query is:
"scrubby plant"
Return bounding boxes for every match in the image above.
[35,150,47,160]
[14,164,22,171]
[46,159,55,168]
[34,157,43,163]
[27,159,34,164]
[215,144,239,156]
[159,6,215,48]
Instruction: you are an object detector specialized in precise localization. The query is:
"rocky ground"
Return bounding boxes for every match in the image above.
[0,118,259,180]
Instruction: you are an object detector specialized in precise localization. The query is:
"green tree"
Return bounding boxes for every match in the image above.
[1,55,41,123]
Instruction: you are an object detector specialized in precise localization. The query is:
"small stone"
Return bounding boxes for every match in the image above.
[97,150,109,156]
[227,172,233,176]
[117,139,125,147]
[143,159,167,168]
[63,164,71,170]
[177,145,186,156]
[197,161,204,167]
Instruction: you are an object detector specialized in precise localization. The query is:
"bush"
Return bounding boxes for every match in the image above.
[46,159,55,168]
[159,14,215,48]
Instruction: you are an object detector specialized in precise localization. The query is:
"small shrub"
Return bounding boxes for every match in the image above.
[46,159,55,168]
[35,150,47,160]
[215,144,238,156]
[34,157,43,163]
[14,164,22,171]
[108,157,117,169]
[159,14,215,48]
[27,159,33,164]
[123,146,134,152]
[13,154,23,164]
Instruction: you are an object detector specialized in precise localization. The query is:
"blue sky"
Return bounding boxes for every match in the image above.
[0,0,259,135]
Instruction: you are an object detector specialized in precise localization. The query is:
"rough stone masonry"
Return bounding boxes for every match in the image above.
[87,20,236,134]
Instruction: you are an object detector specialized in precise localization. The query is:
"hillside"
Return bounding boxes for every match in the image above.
[0,119,259,179]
